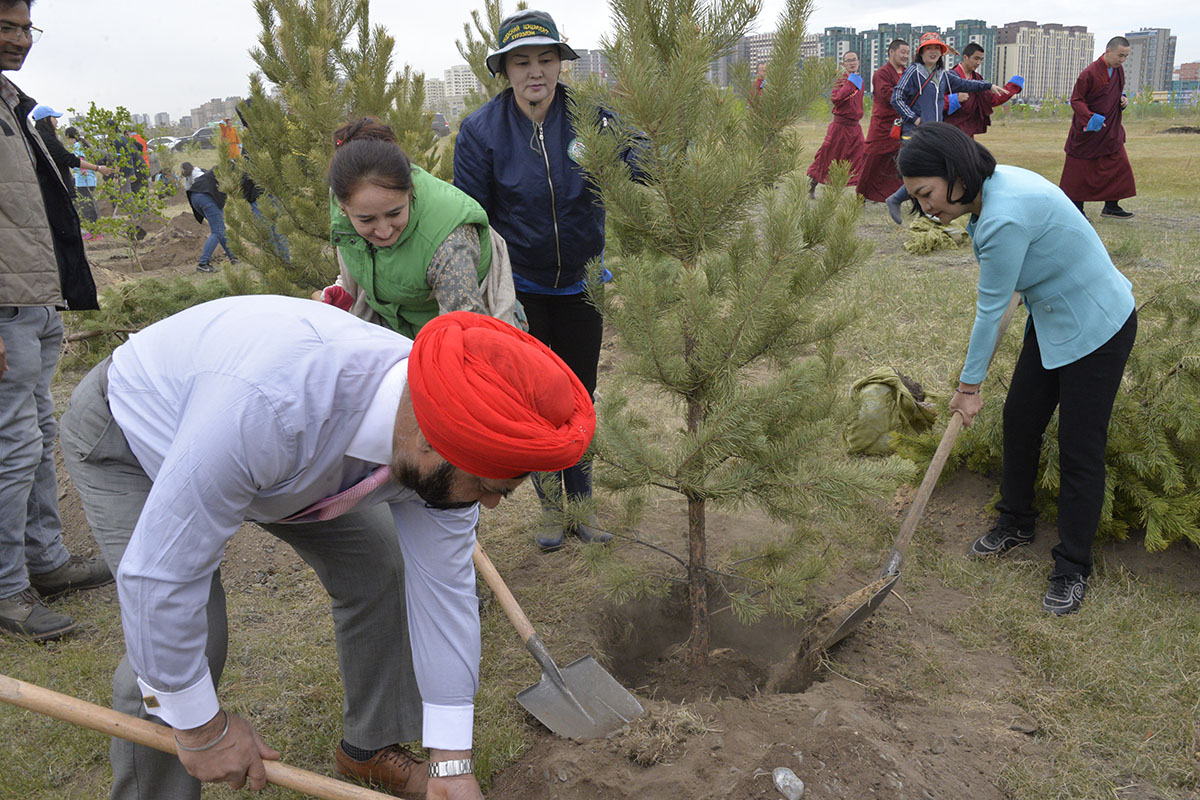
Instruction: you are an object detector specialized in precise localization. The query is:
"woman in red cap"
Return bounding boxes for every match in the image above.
[885,32,1002,223]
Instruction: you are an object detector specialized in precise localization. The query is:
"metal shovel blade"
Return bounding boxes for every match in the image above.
[517,653,645,740]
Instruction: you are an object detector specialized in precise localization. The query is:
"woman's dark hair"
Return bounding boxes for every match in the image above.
[917,45,945,73]
[895,122,996,207]
[64,125,80,140]
[180,162,194,177]
[329,117,412,201]
[33,115,55,136]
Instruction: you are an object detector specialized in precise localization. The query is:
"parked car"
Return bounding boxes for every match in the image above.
[432,112,450,138]
[189,127,216,149]
[147,136,180,151]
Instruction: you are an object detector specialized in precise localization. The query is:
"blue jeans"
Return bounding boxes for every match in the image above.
[192,192,235,265]
[250,199,291,262]
[0,306,70,598]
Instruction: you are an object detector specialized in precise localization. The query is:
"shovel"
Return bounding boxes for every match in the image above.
[768,293,1022,691]
[472,542,644,738]
[0,673,392,800]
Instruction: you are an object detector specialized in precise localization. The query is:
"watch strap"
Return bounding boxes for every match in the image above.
[428,758,474,778]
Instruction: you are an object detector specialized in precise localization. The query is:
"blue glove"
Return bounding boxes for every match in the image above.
[600,268,613,283]
[1085,113,1106,132]
[947,93,962,115]
[1008,75,1024,91]
[847,73,863,90]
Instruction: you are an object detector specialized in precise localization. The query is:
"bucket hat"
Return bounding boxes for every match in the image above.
[916,32,956,56]
[31,104,63,121]
[486,10,579,76]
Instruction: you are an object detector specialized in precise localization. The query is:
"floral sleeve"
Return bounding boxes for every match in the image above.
[427,224,488,316]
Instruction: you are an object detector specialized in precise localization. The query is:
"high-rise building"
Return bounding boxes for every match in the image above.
[801,33,820,61]
[994,21,1093,102]
[1124,28,1177,94]
[818,27,860,62]
[859,24,939,78]
[1178,62,1200,82]
[189,96,242,130]
[707,37,750,87]
[568,48,613,85]
[154,112,171,128]
[422,78,445,112]
[443,65,483,98]
[944,20,997,75]
[746,32,774,70]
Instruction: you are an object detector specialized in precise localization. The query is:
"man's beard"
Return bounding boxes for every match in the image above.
[393,457,475,510]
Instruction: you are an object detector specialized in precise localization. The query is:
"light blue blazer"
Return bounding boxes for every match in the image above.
[960,165,1134,384]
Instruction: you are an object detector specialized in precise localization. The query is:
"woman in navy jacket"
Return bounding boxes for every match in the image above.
[454,10,621,551]
[896,123,1135,616]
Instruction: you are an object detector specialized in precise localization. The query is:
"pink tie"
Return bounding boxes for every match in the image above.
[281,466,391,522]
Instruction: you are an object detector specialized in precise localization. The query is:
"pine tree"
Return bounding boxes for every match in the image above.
[571,0,904,667]
[455,0,528,114]
[217,0,444,295]
[895,279,1200,551]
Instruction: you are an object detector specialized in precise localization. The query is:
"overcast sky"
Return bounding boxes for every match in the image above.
[11,0,1197,124]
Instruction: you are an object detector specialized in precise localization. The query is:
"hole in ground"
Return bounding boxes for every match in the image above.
[598,585,823,703]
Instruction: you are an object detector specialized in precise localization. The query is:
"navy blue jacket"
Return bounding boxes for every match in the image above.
[454,85,623,289]
[891,64,990,136]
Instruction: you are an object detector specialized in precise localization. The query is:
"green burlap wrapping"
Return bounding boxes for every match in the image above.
[903,216,969,254]
[845,368,938,455]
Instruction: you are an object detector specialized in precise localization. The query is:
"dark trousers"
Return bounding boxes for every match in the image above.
[517,289,603,504]
[996,310,1136,577]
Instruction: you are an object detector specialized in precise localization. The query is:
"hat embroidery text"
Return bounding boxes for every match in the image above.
[502,22,552,46]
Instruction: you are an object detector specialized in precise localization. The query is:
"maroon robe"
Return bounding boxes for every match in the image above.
[944,64,1020,138]
[807,73,866,185]
[1059,56,1136,202]
[857,63,904,202]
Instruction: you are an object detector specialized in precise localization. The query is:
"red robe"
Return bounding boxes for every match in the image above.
[944,64,1019,138]
[1059,56,1136,202]
[856,63,904,202]
[807,73,866,185]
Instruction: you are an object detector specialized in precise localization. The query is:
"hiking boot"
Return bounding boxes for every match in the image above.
[0,588,78,642]
[335,741,428,798]
[1101,204,1133,219]
[1042,573,1087,615]
[535,520,566,552]
[196,262,217,273]
[571,517,613,545]
[967,522,1035,557]
[30,555,113,600]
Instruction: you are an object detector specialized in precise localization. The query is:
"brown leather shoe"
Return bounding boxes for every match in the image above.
[335,742,428,798]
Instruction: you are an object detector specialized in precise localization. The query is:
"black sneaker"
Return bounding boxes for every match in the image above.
[1101,204,1134,219]
[30,555,114,599]
[535,520,566,552]
[1042,573,1087,615]
[0,588,78,642]
[967,523,1035,557]
[196,262,217,273]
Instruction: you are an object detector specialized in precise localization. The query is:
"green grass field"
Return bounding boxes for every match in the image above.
[1,117,1198,799]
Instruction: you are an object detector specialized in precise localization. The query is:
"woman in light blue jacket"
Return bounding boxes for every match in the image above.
[896,123,1136,617]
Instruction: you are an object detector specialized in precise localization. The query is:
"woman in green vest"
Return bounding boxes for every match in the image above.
[317,117,521,337]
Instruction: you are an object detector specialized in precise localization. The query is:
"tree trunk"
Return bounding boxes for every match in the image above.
[686,389,709,667]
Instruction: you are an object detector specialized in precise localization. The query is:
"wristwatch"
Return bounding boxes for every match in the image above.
[428,758,474,779]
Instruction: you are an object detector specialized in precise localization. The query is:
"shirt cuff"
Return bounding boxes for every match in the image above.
[422,702,474,750]
[137,671,219,730]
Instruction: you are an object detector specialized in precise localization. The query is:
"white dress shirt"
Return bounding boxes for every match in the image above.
[105,295,480,749]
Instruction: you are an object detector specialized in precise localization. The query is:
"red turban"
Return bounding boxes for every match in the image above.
[408,312,596,479]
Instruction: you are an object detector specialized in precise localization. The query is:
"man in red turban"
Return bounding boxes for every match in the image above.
[60,296,594,800]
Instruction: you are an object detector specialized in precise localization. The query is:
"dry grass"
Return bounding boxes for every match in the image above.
[619,702,720,766]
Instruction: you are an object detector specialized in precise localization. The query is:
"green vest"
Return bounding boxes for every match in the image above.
[330,166,492,338]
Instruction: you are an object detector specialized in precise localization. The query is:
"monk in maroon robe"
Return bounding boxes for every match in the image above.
[1059,36,1136,218]
[807,51,866,195]
[944,42,1022,138]
[857,39,910,203]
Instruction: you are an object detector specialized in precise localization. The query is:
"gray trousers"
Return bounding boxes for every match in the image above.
[0,305,70,598]
[60,359,422,800]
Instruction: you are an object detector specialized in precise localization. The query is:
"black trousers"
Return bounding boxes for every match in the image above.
[996,310,1136,577]
[517,289,603,504]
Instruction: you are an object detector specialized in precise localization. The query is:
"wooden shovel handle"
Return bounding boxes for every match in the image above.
[473,541,536,644]
[0,674,393,800]
[887,292,1022,561]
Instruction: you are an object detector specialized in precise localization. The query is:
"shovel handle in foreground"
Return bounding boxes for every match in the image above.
[878,292,1022,579]
[0,673,393,800]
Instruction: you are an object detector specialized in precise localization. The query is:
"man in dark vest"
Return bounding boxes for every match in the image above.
[1059,36,1136,219]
